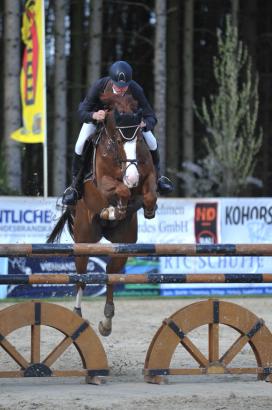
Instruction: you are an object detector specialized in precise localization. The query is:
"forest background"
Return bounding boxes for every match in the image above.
[1,0,272,198]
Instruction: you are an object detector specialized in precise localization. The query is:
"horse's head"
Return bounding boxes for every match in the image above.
[100,93,142,140]
[100,93,143,188]
[101,92,138,113]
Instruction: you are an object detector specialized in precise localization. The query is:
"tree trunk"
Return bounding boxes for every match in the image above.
[87,0,103,86]
[154,0,167,175]
[182,0,194,183]
[3,0,21,193]
[166,0,180,195]
[0,1,4,143]
[53,0,67,195]
[231,0,239,27]
[68,0,84,174]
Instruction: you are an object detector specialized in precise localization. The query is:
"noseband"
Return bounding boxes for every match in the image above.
[116,124,141,141]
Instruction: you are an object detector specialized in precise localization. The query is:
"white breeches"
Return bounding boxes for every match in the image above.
[142,130,157,151]
[74,123,158,155]
[75,123,97,155]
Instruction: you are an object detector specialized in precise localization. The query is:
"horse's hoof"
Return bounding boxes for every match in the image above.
[100,206,126,221]
[115,206,127,220]
[98,321,112,337]
[73,307,82,317]
[100,206,116,220]
[144,209,156,219]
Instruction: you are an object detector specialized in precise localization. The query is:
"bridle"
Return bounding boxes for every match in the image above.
[103,115,142,174]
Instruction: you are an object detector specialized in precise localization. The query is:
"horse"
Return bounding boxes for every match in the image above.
[48,92,157,336]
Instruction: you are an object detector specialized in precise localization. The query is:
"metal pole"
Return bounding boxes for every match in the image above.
[1,243,272,257]
[41,0,48,198]
[0,273,272,285]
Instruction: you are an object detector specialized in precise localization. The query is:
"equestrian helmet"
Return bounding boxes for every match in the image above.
[109,61,132,87]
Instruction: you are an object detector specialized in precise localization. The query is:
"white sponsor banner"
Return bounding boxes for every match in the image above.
[0,197,210,244]
[218,197,272,274]
[159,197,272,295]
[220,198,272,243]
[1,196,272,298]
[152,198,272,275]
[137,198,195,244]
[0,197,69,299]
[0,196,70,243]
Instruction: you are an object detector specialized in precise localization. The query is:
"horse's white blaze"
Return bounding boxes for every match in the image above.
[123,139,139,188]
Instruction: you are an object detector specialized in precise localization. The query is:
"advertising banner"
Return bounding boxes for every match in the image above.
[220,198,272,243]
[0,197,106,298]
[0,196,272,298]
[0,197,58,243]
[11,0,45,143]
[137,199,195,243]
[159,198,272,296]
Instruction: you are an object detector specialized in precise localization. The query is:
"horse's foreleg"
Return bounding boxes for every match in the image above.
[142,176,157,219]
[99,256,128,336]
[100,181,131,221]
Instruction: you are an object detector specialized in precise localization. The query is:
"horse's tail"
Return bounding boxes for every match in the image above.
[47,207,74,243]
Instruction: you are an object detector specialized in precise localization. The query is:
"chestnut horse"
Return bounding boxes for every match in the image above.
[48,93,157,336]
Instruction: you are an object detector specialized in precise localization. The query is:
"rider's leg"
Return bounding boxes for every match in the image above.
[62,123,96,206]
[142,131,173,195]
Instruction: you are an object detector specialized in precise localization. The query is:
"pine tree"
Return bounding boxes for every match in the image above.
[180,15,262,197]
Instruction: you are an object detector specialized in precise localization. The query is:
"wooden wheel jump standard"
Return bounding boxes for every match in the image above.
[144,299,272,384]
[0,301,109,384]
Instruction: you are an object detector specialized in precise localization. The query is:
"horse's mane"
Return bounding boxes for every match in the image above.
[100,92,138,112]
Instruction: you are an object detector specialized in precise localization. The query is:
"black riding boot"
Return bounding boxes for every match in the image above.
[150,149,174,195]
[62,153,84,206]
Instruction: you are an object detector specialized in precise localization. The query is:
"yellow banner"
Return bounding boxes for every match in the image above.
[11,0,45,143]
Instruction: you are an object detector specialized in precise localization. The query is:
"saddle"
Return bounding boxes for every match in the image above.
[81,130,102,183]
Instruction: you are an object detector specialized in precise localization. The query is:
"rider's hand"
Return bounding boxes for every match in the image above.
[140,120,146,129]
[92,110,106,122]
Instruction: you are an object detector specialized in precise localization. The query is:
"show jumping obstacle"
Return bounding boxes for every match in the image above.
[1,272,272,285]
[1,242,272,384]
[1,243,272,256]
[0,301,108,384]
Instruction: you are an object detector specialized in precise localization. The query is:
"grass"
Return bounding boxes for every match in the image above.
[0,293,271,304]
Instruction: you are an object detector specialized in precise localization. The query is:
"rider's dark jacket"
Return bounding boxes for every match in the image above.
[78,77,157,132]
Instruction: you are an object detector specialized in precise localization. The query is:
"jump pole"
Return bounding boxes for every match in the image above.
[1,243,272,257]
[1,273,272,285]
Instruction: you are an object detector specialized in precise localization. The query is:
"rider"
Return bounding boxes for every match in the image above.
[62,60,173,206]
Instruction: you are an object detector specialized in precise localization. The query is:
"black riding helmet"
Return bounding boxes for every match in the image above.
[109,61,132,87]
